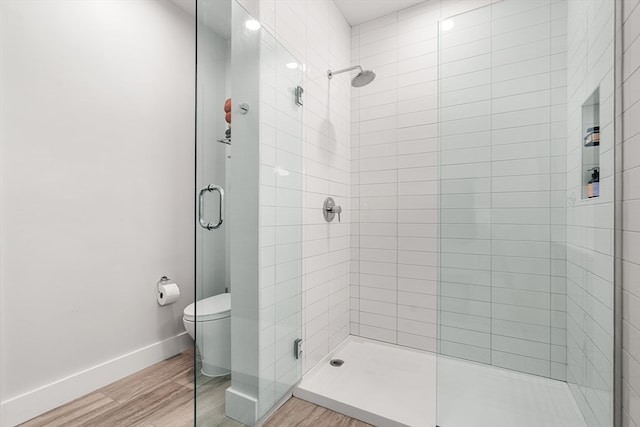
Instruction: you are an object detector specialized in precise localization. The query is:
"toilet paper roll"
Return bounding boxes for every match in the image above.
[157,283,180,306]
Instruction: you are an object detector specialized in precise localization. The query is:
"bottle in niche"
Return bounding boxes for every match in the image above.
[584,126,600,147]
[587,167,600,198]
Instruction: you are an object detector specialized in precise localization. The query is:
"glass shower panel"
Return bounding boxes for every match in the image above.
[437,4,493,367]
[195,1,303,424]
[436,0,613,425]
[195,0,233,425]
[195,0,231,304]
[256,25,304,419]
[565,0,615,424]
[436,6,495,426]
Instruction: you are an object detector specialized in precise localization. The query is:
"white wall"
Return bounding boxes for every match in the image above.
[620,1,640,426]
[0,1,195,425]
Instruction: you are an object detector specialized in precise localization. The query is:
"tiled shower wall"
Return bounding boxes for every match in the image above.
[349,0,443,352]
[258,29,305,416]
[350,0,569,379]
[257,0,353,379]
[348,0,498,353]
[565,0,615,424]
[436,0,568,380]
[230,0,351,419]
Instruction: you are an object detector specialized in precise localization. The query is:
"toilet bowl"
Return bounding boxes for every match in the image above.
[183,293,231,377]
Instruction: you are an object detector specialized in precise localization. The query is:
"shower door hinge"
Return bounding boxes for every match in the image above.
[294,338,303,359]
[295,86,304,106]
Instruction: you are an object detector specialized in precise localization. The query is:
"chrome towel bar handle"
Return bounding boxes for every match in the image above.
[199,184,224,230]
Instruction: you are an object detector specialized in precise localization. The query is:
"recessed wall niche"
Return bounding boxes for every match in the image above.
[581,88,600,199]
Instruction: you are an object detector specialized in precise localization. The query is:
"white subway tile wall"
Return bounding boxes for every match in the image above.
[565,0,615,424]
[437,0,569,380]
[258,28,305,416]
[351,0,570,380]
[621,1,640,426]
[257,0,353,397]
[350,0,442,352]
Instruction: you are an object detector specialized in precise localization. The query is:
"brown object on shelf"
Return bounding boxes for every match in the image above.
[224,98,231,113]
[225,111,231,124]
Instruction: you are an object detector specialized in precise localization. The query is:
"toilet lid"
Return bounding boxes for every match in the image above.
[183,293,230,322]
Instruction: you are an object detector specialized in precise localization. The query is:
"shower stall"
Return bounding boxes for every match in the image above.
[298,0,616,425]
[192,0,617,426]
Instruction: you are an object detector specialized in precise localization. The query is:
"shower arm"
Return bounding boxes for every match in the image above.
[327,65,363,79]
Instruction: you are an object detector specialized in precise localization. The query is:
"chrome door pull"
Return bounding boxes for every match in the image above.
[199,184,224,230]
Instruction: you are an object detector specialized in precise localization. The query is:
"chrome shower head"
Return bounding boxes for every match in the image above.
[351,70,376,87]
[328,65,376,87]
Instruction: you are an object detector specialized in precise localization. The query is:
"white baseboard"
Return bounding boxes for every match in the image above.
[0,332,192,427]
[225,387,258,426]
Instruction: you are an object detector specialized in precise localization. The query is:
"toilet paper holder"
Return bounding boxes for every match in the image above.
[157,276,180,306]
[157,276,170,293]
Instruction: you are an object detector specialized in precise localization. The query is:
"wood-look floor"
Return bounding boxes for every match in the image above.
[19,349,367,427]
[263,398,373,427]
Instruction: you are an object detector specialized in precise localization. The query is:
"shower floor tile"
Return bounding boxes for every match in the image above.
[294,336,587,427]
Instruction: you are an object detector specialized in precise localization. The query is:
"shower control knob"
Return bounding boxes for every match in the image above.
[333,205,342,222]
[323,197,342,222]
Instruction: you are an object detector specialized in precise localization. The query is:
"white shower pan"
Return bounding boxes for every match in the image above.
[294,336,586,427]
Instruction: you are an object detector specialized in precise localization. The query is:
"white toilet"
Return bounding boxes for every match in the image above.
[183,293,231,377]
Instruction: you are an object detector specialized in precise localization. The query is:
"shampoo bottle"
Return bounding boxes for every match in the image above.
[587,167,600,198]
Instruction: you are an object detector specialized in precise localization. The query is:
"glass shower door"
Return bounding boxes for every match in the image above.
[436,1,615,426]
[436,5,494,426]
[195,0,233,425]
[253,16,304,420]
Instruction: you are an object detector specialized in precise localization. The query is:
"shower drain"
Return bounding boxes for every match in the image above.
[329,359,344,367]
